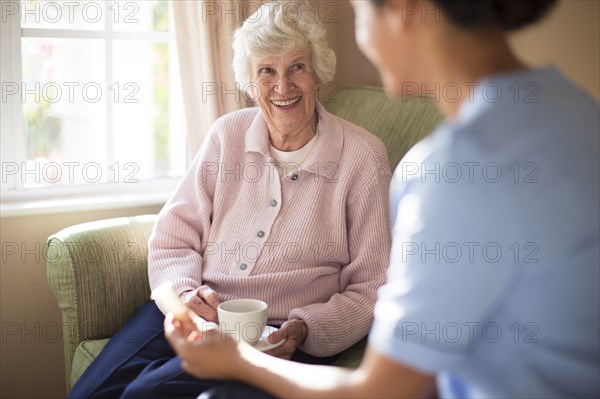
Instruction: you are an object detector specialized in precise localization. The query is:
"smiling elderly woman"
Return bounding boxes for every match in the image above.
[67,1,391,399]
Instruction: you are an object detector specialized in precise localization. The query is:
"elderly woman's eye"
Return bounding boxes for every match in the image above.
[259,67,275,74]
[291,64,304,72]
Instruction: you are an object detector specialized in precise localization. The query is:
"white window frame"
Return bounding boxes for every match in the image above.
[1,1,183,217]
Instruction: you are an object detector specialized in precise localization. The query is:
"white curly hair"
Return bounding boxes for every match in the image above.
[232,0,336,93]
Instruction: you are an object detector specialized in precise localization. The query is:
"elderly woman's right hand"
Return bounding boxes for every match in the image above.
[181,285,221,323]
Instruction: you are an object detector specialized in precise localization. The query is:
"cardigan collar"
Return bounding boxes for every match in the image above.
[244,102,344,176]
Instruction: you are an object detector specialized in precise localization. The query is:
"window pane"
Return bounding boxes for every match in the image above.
[18,1,185,191]
[21,0,106,31]
[112,39,185,181]
[21,38,107,188]
[112,0,169,32]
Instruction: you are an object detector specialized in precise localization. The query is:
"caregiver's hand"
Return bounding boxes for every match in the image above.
[181,286,221,323]
[164,312,242,380]
[265,319,308,360]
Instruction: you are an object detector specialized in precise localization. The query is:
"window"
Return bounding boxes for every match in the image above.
[1,0,186,211]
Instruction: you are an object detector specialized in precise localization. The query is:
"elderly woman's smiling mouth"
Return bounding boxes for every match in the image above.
[270,96,302,108]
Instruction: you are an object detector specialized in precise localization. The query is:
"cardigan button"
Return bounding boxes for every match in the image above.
[240,263,248,270]
[270,199,278,207]
[291,174,299,181]
[257,231,265,238]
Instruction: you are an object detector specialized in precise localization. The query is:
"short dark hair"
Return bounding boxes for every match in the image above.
[371,0,558,31]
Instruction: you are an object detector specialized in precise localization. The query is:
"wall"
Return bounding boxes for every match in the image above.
[510,0,600,102]
[1,1,598,398]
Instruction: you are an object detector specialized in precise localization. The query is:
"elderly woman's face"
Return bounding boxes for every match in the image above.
[251,48,318,135]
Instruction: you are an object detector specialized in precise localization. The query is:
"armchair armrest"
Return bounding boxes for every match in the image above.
[47,214,157,389]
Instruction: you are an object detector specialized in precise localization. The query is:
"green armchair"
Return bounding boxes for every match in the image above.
[47,86,442,392]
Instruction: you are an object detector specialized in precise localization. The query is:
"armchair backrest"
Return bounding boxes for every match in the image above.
[324,86,443,170]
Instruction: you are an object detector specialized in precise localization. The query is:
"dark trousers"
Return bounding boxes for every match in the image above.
[68,302,338,399]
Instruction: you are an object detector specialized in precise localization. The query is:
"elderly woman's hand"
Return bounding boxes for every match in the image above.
[164,312,242,380]
[265,319,308,360]
[181,286,221,323]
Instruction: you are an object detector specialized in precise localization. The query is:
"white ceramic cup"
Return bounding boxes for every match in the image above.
[217,299,268,345]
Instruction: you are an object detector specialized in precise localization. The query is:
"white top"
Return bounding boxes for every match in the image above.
[269,133,319,176]
[370,66,600,398]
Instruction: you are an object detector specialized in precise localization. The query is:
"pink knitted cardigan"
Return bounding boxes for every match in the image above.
[149,102,391,356]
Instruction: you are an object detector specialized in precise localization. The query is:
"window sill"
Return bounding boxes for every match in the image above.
[0,179,178,218]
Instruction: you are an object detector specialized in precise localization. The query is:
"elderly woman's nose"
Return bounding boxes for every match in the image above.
[274,78,296,96]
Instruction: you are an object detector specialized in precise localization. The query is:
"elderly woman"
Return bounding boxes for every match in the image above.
[67,1,391,398]
[166,0,600,398]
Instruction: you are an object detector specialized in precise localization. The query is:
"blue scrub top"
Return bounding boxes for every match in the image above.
[370,66,600,398]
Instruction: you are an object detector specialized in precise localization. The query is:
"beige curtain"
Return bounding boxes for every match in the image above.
[173,0,249,159]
